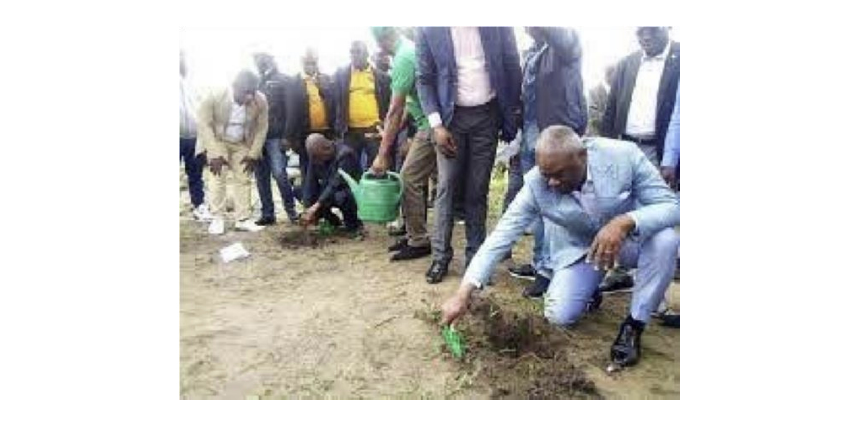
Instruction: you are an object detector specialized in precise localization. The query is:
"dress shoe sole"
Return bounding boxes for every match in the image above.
[508,271,536,281]
[391,248,431,262]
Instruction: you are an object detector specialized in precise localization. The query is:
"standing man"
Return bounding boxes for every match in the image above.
[588,64,616,136]
[252,52,298,226]
[180,51,212,222]
[372,50,392,73]
[506,27,588,298]
[441,126,680,368]
[301,133,363,234]
[602,27,680,167]
[335,41,391,168]
[416,27,523,284]
[286,48,336,201]
[370,27,434,262]
[196,70,268,235]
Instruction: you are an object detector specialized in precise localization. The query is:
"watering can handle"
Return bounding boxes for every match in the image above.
[388,171,404,203]
[361,171,405,200]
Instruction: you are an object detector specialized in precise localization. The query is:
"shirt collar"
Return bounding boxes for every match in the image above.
[642,39,672,63]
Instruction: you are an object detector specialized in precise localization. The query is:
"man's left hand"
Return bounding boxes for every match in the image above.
[241,157,258,174]
[588,215,635,271]
[661,166,677,188]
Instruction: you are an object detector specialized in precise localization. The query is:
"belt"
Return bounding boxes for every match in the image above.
[455,98,498,111]
[622,134,657,145]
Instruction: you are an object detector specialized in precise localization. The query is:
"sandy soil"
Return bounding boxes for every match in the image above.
[179,169,680,399]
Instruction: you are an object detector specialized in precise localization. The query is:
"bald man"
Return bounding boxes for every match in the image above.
[441,126,679,368]
[300,133,363,233]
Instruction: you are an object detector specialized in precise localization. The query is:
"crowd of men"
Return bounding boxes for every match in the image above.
[179,27,681,369]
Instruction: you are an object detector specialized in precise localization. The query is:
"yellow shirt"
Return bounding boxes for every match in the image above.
[348,66,380,129]
[305,76,328,130]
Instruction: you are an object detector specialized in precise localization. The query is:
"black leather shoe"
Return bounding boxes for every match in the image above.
[660,313,680,328]
[388,237,408,252]
[325,213,343,228]
[600,269,634,293]
[522,274,551,298]
[388,226,407,237]
[508,263,536,281]
[391,244,431,261]
[425,261,449,284]
[610,316,645,367]
[255,216,276,226]
[587,288,603,312]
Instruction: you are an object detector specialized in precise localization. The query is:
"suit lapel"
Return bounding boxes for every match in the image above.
[437,27,456,73]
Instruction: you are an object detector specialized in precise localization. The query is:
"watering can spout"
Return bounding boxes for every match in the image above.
[338,169,359,197]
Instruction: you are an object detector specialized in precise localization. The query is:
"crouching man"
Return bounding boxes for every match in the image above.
[440,125,679,368]
[300,133,364,235]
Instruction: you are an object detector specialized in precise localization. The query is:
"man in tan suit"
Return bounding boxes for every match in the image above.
[197,70,269,235]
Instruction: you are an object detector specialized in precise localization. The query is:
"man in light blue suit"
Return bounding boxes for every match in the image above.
[441,125,680,367]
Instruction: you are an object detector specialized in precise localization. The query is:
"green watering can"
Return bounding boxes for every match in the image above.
[338,170,404,223]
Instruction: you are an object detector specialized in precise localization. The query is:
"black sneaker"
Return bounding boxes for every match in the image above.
[508,263,536,281]
[600,269,634,293]
[425,261,449,284]
[522,274,550,298]
[388,237,408,252]
[255,216,276,226]
[391,244,431,261]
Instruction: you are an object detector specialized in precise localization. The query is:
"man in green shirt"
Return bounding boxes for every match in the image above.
[370,27,434,262]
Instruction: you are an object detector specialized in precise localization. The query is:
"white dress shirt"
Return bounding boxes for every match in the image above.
[624,40,672,138]
[224,96,247,142]
[427,27,495,128]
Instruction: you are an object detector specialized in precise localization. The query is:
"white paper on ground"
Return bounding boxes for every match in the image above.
[220,242,250,263]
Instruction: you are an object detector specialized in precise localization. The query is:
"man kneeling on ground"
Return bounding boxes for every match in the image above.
[440,125,679,368]
[300,133,364,235]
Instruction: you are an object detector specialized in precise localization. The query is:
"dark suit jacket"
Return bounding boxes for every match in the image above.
[416,27,522,141]
[285,73,336,154]
[334,65,391,135]
[527,27,588,136]
[601,41,680,161]
[258,69,291,139]
[303,143,362,207]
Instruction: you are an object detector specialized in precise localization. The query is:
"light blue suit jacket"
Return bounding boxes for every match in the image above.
[465,137,680,287]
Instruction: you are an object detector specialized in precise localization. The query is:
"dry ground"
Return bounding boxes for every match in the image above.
[179,167,680,399]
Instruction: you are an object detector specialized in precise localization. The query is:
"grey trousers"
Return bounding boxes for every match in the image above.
[432,102,500,265]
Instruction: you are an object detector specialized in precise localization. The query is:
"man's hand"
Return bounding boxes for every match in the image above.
[441,283,476,327]
[587,215,635,272]
[661,167,677,188]
[370,153,391,176]
[241,157,258,174]
[433,126,457,158]
[281,139,291,152]
[301,203,321,227]
[209,157,228,176]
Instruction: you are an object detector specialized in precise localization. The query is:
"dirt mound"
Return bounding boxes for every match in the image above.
[417,296,603,399]
[278,229,341,250]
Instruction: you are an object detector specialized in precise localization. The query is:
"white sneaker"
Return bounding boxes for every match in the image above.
[193,204,214,222]
[208,218,225,235]
[235,219,264,232]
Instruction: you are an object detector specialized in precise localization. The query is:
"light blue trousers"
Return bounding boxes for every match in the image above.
[543,228,679,325]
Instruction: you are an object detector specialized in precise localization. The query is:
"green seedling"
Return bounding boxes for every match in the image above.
[441,325,465,359]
